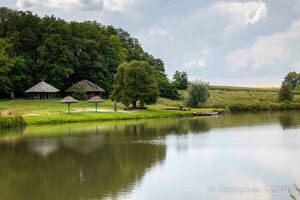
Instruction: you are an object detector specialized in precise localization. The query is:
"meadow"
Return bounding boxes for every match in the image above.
[183,86,300,112]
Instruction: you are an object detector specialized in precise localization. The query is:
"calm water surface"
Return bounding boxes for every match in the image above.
[0,112,300,200]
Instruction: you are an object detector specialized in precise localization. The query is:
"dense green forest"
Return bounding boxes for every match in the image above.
[0,7,177,99]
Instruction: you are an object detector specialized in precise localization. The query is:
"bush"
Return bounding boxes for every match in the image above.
[186,81,210,108]
[158,78,180,100]
[72,84,86,100]
[279,83,293,102]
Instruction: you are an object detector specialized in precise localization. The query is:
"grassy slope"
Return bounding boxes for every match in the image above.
[180,86,300,112]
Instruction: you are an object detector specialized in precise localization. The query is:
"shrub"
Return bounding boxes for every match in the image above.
[186,81,210,108]
[72,84,86,100]
[279,83,293,102]
[157,77,180,100]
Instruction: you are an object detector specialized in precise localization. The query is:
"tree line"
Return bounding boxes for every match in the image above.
[0,7,211,109]
[0,7,182,99]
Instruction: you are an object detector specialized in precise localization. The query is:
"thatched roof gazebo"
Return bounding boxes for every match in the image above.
[60,96,78,113]
[25,80,60,99]
[88,96,104,112]
[66,80,105,99]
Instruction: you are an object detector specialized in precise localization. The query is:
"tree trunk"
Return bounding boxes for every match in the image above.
[132,100,137,109]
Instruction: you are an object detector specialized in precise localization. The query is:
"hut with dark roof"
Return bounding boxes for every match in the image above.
[65,80,105,99]
[25,80,60,99]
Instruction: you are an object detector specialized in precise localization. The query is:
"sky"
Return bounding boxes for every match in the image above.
[1,0,300,86]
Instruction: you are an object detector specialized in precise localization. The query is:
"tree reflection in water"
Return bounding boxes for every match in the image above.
[279,113,300,130]
[0,118,211,200]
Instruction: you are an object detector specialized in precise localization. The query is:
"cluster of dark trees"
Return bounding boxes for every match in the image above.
[0,7,183,100]
[172,71,188,90]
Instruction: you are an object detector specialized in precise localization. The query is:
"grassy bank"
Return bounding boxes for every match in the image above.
[0,99,217,126]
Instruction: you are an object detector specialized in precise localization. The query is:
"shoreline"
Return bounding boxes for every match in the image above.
[1,105,300,128]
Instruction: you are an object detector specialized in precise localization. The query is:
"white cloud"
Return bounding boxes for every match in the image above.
[16,0,136,11]
[144,26,174,40]
[103,0,135,12]
[184,50,211,68]
[148,29,168,37]
[226,19,300,70]
[16,0,39,9]
[46,0,91,10]
[213,1,268,27]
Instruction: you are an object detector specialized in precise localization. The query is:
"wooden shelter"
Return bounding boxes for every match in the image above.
[25,80,60,99]
[88,96,104,112]
[60,96,78,113]
[66,80,105,99]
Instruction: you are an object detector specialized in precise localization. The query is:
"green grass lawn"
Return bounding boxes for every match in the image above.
[0,98,216,126]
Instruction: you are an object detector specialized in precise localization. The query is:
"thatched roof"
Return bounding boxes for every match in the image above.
[88,96,104,103]
[66,80,105,93]
[25,80,60,93]
[60,96,78,103]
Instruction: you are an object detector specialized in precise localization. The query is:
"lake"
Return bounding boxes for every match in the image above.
[0,112,300,200]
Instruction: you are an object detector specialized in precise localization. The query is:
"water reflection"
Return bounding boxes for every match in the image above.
[279,113,300,130]
[0,112,300,200]
[0,136,166,200]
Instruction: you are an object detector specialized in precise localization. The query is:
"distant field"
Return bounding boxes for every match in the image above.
[209,85,280,92]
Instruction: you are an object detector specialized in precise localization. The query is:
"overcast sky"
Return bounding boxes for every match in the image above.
[2,0,300,86]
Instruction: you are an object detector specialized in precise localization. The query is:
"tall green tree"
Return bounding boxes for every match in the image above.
[0,38,28,96]
[279,82,293,102]
[173,71,188,90]
[0,39,11,95]
[186,81,210,108]
[112,61,159,108]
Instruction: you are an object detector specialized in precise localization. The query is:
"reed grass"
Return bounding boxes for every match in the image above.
[0,115,26,129]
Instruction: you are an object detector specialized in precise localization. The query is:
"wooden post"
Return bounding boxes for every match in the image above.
[68,103,70,113]
[95,102,98,112]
